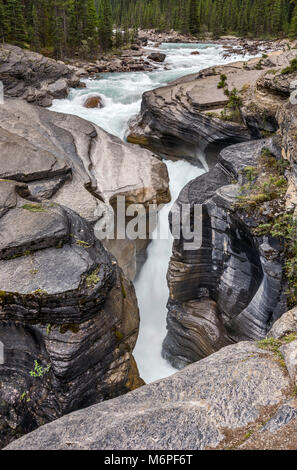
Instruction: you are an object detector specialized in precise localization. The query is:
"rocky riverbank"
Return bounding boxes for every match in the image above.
[5,310,297,450]
[68,34,288,76]
[128,50,294,158]
[0,44,85,107]
[1,33,289,94]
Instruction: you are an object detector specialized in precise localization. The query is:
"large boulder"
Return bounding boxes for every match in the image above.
[0,44,82,107]
[83,95,104,109]
[0,98,171,448]
[148,52,166,63]
[5,336,297,450]
[0,99,170,279]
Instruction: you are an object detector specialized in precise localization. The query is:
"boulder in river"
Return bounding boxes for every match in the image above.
[148,52,166,63]
[83,95,104,108]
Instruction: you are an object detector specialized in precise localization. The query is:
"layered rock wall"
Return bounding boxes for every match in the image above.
[0,99,171,447]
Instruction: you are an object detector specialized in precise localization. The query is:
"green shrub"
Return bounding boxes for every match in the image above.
[217,73,227,89]
[281,58,297,75]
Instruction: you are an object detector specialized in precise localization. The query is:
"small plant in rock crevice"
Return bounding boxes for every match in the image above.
[217,73,227,89]
[20,392,31,403]
[220,88,243,123]
[85,268,100,287]
[257,334,297,368]
[281,58,297,75]
[75,239,91,249]
[236,148,288,212]
[255,59,264,70]
[22,203,46,213]
[29,360,51,379]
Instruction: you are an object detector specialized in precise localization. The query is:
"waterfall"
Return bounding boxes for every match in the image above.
[133,159,204,382]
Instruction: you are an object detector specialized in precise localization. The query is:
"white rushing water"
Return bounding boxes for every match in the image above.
[133,160,204,382]
[52,43,253,139]
[51,43,254,383]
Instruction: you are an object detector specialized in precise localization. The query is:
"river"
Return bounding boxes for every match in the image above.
[51,42,253,383]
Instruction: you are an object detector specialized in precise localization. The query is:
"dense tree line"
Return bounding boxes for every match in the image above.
[2,0,297,58]
[0,0,114,57]
[112,0,297,39]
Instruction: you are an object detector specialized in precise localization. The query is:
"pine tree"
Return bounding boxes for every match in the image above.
[7,0,27,46]
[0,0,10,43]
[98,0,113,51]
[179,0,189,34]
[85,0,98,51]
[189,0,200,35]
[270,0,282,35]
[290,4,297,38]
[238,0,249,37]
[28,4,41,51]
[86,0,98,38]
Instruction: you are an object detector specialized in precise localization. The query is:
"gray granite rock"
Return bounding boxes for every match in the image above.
[0,99,172,448]
[4,341,294,450]
[240,399,297,450]
[0,44,82,107]
[148,52,166,62]
[0,181,17,218]
[128,51,294,160]
[268,307,297,339]
[280,341,297,386]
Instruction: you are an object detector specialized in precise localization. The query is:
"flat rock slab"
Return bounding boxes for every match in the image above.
[0,245,89,295]
[0,204,69,259]
[5,341,293,450]
[0,127,69,182]
[186,65,266,110]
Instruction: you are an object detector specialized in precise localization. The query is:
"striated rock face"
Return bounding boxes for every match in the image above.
[5,332,297,450]
[0,44,84,107]
[128,46,297,369]
[0,192,143,449]
[163,138,289,369]
[0,99,170,279]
